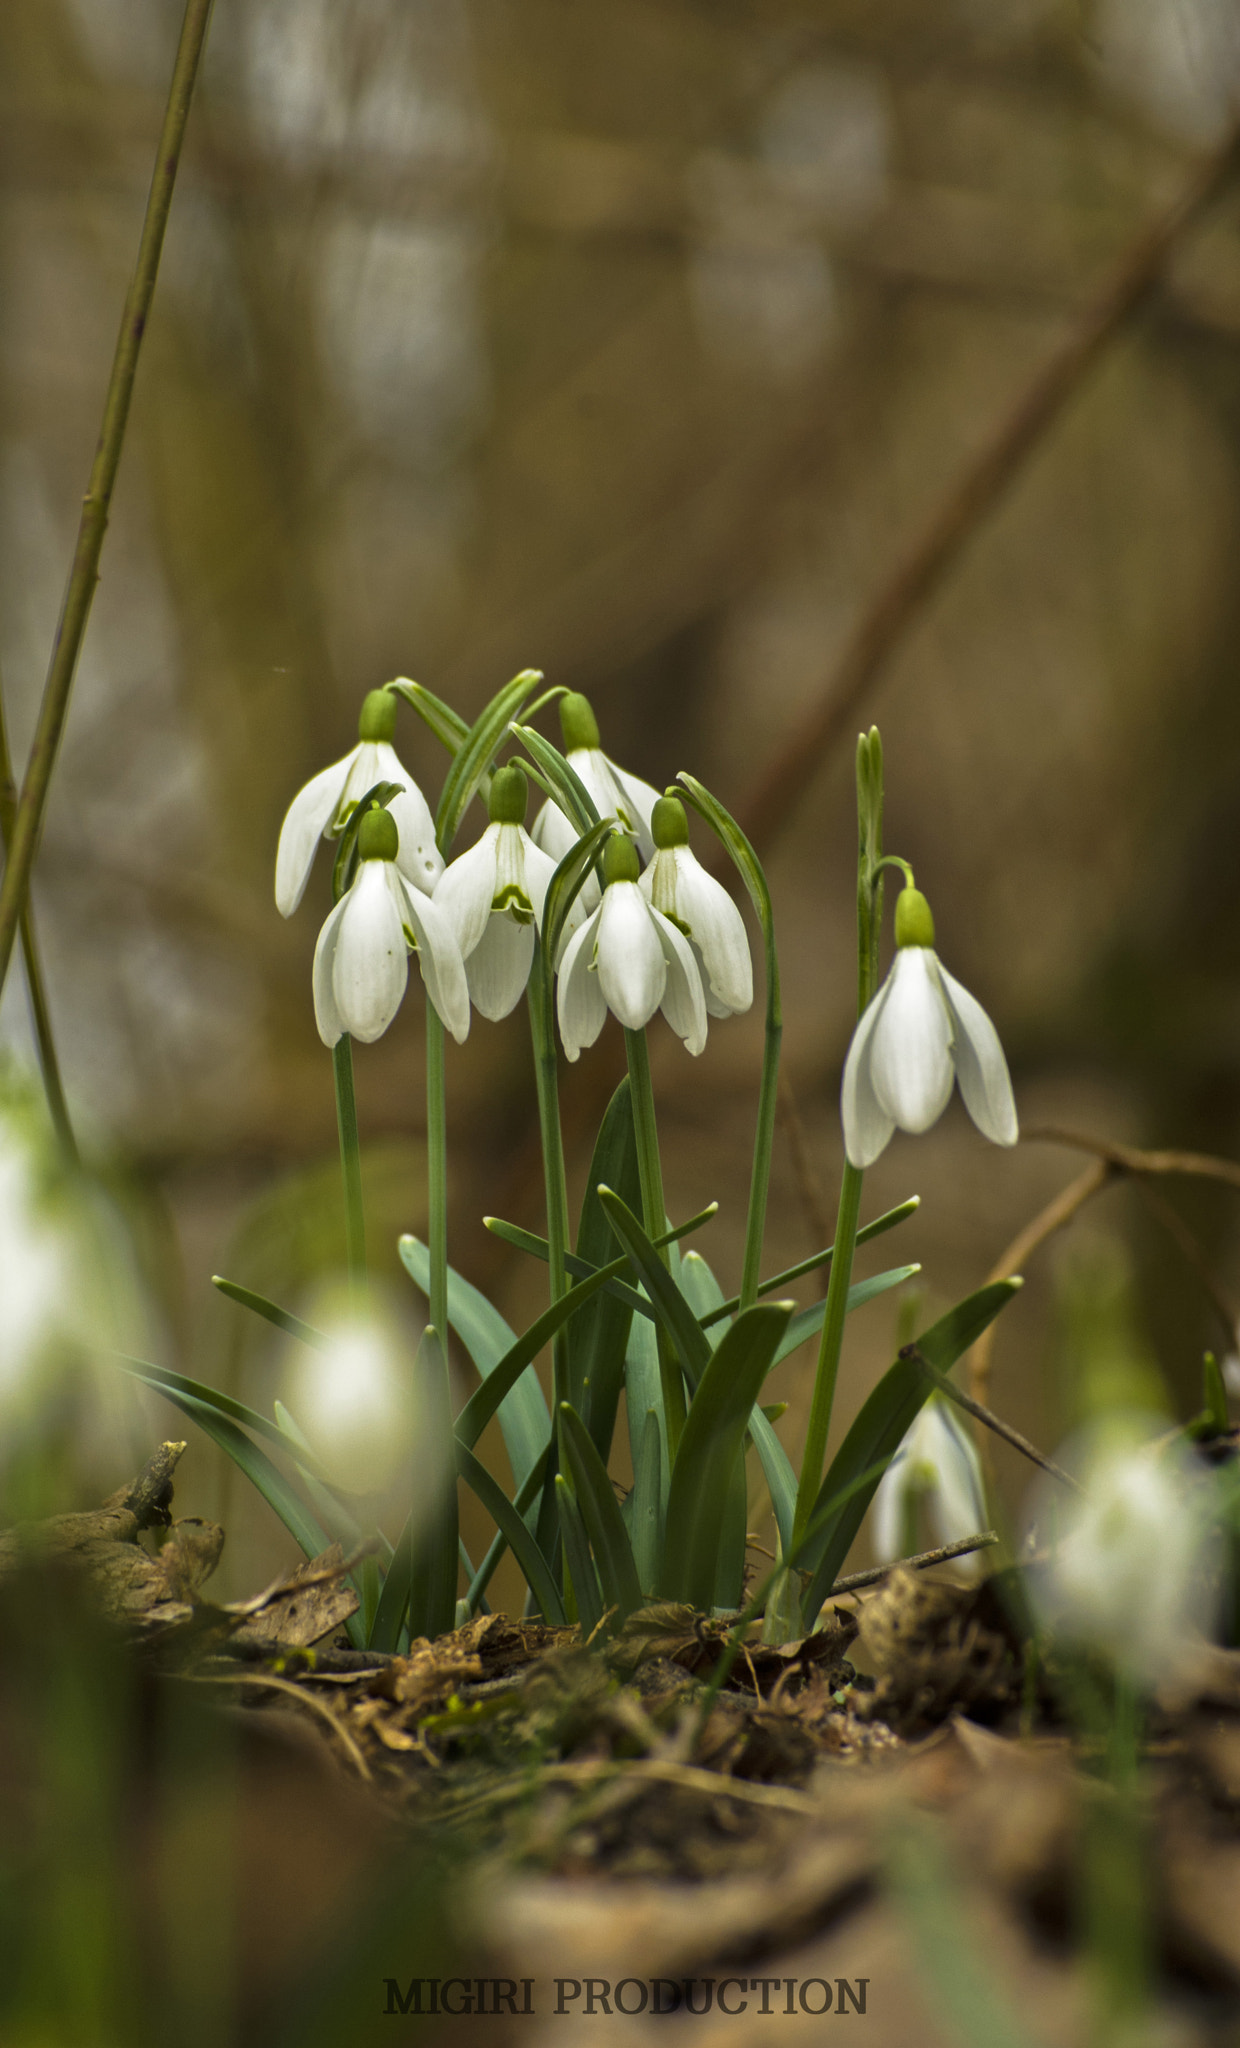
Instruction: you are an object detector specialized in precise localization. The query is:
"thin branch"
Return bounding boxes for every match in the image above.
[969,1160,1110,1408]
[0,0,216,1004]
[0,665,77,1163]
[734,126,1240,858]
[1023,1125,1240,1194]
[902,1344,1084,1494]
[829,1529,1000,1597]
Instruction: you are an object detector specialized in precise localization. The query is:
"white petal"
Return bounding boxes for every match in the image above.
[275,754,354,916]
[389,787,443,896]
[331,862,409,1043]
[571,750,659,860]
[869,948,955,1135]
[434,825,500,961]
[645,849,752,1014]
[610,761,661,859]
[649,907,708,1055]
[935,961,1019,1148]
[870,1450,911,1562]
[531,798,580,863]
[397,873,472,1044]
[841,983,896,1169]
[512,830,558,928]
[556,907,607,1061]
[466,914,536,1020]
[596,883,665,1029]
[921,1401,987,1560]
[311,892,351,1046]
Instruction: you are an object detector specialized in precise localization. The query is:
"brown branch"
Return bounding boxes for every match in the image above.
[733,128,1240,857]
[903,1345,1084,1494]
[1022,1125,1240,1193]
[969,1160,1112,1409]
[829,1529,1000,1597]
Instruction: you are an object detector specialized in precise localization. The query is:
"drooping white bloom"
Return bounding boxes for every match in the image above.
[283,1289,427,1497]
[842,887,1018,1169]
[435,764,583,1020]
[556,833,708,1061]
[530,691,661,899]
[313,806,469,1046]
[276,687,442,916]
[871,1394,988,1577]
[1028,1420,1221,1684]
[639,796,753,1018]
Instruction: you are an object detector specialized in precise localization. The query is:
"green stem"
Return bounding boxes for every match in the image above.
[527,946,571,1400]
[0,0,216,1006]
[739,994,781,1311]
[409,1006,459,1638]
[624,1026,686,1456]
[331,1036,366,1298]
[0,665,77,1163]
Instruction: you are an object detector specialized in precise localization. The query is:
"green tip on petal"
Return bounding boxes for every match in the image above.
[603,832,640,887]
[359,805,399,862]
[895,886,935,949]
[651,795,690,849]
[488,761,528,825]
[358,688,397,743]
[559,691,600,754]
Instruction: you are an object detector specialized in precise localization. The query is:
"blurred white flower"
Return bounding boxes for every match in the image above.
[283,1296,420,1497]
[639,795,753,1018]
[872,1395,988,1576]
[530,691,661,895]
[313,806,469,1046]
[842,887,1018,1168]
[435,764,583,1020]
[556,834,707,1062]
[1029,1420,1221,1684]
[275,687,442,916]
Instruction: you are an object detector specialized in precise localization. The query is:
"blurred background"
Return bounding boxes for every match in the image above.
[4,0,1240,1596]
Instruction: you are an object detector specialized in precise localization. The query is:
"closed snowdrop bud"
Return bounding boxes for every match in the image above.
[639,796,753,1018]
[312,803,470,1047]
[842,885,1018,1168]
[556,831,708,1060]
[1029,1420,1221,1685]
[275,687,442,916]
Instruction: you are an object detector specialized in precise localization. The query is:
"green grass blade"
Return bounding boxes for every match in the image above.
[800,1278,1023,1615]
[555,1475,603,1636]
[399,1236,549,1490]
[658,1301,793,1608]
[557,1402,643,1619]
[463,1445,551,1614]
[598,1186,711,1388]
[769,1264,923,1371]
[699,1197,922,1327]
[212,1275,332,1351]
[449,1256,629,1452]
[513,723,600,836]
[572,1077,641,1453]
[629,1408,663,1597]
[457,1442,565,1625]
[128,1373,329,1564]
[436,669,543,852]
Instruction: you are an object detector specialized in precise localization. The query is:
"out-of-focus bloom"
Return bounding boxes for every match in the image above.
[435,764,584,1020]
[872,1395,988,1576]
[313,806,469,1046]
[1028,1420,1221,1684]
[531,692,661,897]
[275,688,442,915]
[639,796,753,1018]
[842,887,1018,1169]
[283,1290,445,1500]
[556,833,707,1061]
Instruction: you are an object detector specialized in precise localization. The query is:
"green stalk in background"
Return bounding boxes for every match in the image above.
[527,945,571,1399]
[331,1039,366,1299]
[793,728,886,1553]
[624,1023,687,1455]
[407,1007,459,1639]
[0,0,216,1003]
[0,666,76,1164]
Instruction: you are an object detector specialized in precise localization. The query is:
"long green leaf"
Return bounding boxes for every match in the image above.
[484,1217,651,1319]
[768,1264,923,1371]
[399,1236,549,1490]
[558,1402,643,1619]
[699,1197,921,1326]
[387,677,470,757]
[448,1254,636,1452]
[800,1279,1023,1616]
[456,1441,565,1625]
[572,1078,640,1452]
[212,1275,332,1351]
[542,815,611,967]
[556,1477,603,1636]
[659,1302,793,1608]
[598,1187,711,1387]
[629,1408,663,1598]
[436,669,543,852]
[463,1445,551,1614]
[513,723,600,836]
[113,1351,348,1492]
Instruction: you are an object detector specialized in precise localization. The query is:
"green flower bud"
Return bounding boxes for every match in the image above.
[559,691,601,754]
[894,886,935,950]
[359,805,399,862]
[488,762,528,826]
[357,688,397,743]
[602,832,640,887]
[651,796,690,849]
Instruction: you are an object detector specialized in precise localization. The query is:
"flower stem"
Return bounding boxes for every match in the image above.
[0,0,215,1006]
[411,1007,459,1638]
[0,668,77,1166]
[527,945,570,1401]
[331,1036,366,1298]
[739,968,781,1312]
[625,1026,687,1456]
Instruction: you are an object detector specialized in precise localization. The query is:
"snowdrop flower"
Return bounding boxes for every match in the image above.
[275,688,442,916]
[557,833,707,1061]
[872,1395,988,1577]
[434,762,583,1020]
[842,887,1018,1169]
[1028,1420,1221,1684]
[283,1288,445,1499]
[639,796,753,1018]
[531,692,661,900]
[313,806,469,1046]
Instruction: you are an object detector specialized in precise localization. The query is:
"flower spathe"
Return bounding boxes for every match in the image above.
[639,796,753,1018]
[435,764,581,1020]
[556,833,708,1061]
[531,692,661,899]
[871,1394,987,1577]
[276,688,442,916]
[313,806,469,1047]
[842,888,1018,1169]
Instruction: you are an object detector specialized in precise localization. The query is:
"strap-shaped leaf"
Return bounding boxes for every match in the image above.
[513,723,600,836]
[447,1253,636,1452]
[572,1079,641,1457]
[113,1352,347,1492]
[556,1476,603,1636]
[387,677,470,757]
[699,1197,922,1327]
[557,1402,643,1619]
[457,1441,565,1625]
[541,816,611,966]
[659,1302,793,1608]
[399,1236,549,1489]
[436,669,543,852]
[484,1199,718,1324]
[800,1279,1023,1616]
[768,1264,923,1371]
[463,1445,550,1614]
[213,1276,331,1352]
[597,1186,711,1387]
[629,1408,663,1597]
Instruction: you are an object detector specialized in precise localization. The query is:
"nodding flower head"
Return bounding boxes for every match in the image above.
[276,688,442,916]
[640,796,753,1019]
[555,831,708,1061]
[312,802,469,1047]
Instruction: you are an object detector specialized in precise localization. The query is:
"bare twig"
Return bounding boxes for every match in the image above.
[1023,1125,1240,1194]
[0,664,77,1161]
[188,1669,373,1780]
[829,1529,1000,1597]
[0,0,216,1004]
[902,1344,1084,1494]
[969,1160,1111,1409]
